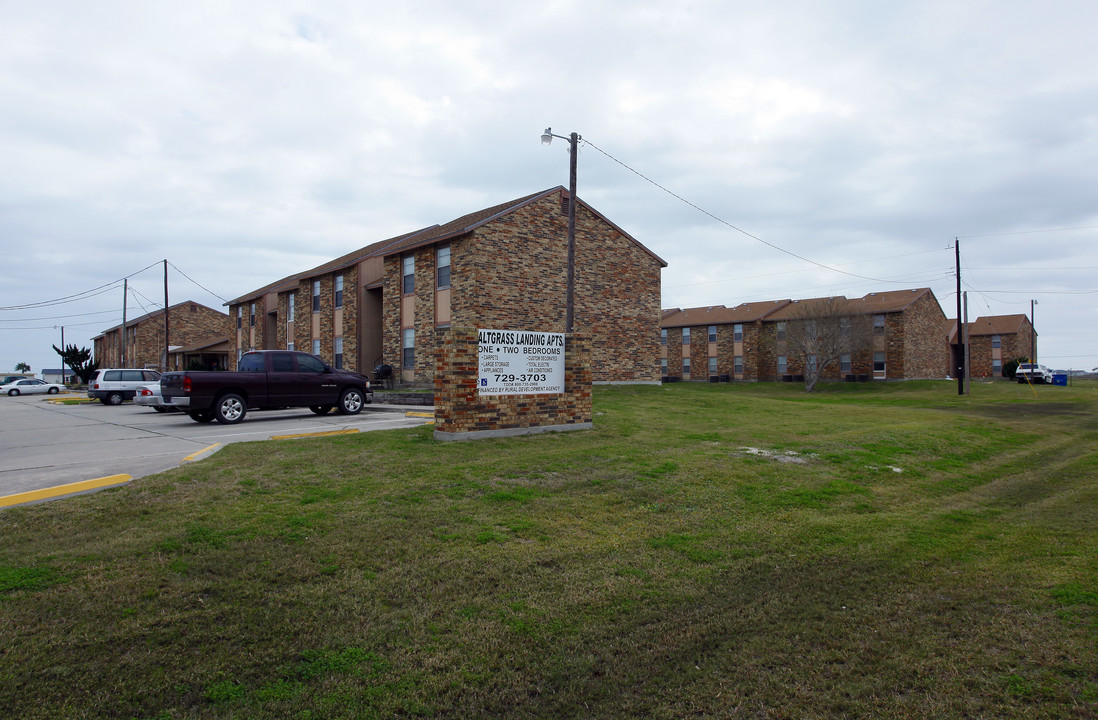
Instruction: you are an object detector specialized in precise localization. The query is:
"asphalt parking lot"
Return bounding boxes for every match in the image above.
[0,391,433,507]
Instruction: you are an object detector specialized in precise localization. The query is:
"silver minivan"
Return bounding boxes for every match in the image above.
[87,369,163,405]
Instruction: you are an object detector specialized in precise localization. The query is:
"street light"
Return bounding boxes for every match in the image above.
[541,127,580,333]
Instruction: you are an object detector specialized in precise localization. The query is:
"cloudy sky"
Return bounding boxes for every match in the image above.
[3,0,1096,376]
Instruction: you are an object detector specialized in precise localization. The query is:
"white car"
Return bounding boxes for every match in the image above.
[87,368,163,405]
[133,383,179,412]
[1,378,65,396]
[1015,363,1053,384]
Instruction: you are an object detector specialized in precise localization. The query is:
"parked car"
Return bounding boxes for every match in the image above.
[1,378,65,396]
[1015,363,1053,384]
[133,383,180,412]
[161,350,372,424]
[87,368,163,405]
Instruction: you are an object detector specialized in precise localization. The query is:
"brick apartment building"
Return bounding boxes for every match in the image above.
[226,187,666,385]
[661,288,949,382]
[93,301,231,371]
[947,314,1036,378]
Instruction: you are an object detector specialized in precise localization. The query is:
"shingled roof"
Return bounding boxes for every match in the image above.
[661,300,791,327]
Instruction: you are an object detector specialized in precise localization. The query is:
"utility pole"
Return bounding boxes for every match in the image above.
[963,291,970,394]
[955,238,963,395]
[163,259,170,371]
[121,279,128,367]
[1030,299,1037,363]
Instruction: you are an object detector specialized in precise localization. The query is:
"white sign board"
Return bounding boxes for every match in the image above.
[478,329,566,395]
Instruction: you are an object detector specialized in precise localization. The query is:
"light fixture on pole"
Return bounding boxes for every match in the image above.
[541,127,580,333]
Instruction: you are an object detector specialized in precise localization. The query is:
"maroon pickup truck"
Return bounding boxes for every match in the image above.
[161,350,372,424]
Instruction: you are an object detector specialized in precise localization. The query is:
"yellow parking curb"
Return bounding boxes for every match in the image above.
[405,411,434,418]
[0,474,133,509]
[183,443,222,462]
[270,428,361,440]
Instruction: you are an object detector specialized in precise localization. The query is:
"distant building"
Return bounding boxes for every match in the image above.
[93,301,231,371]
[949,314,1036,378]
[41,368,77,384]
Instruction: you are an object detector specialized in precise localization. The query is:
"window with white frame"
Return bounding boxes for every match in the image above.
[873,314,885,334]
[841,353,852,373]
[709,325,717,343]
[249,303,255,327]
[402,328,415,368]
[660,357,667,375]
[287,341,295,351]
[682,357,690,374]
[874,352,886,372]
[777,355,787,375]
[682,327,691,344]
[776,322,786,341]
[661,328,667,345]
[236,306,242,329]
[312,281,321,312]
[334,337,343,369]
[992,335,1001,349]
[287,292,295,322]
[334,275,344,309]
[402,255,415,295]
[733,323,743,342]
[708,357,718,376]
[436,245,451,289]
[734,355,743,373]
[993,358,1002,376]
[312,339,321,357]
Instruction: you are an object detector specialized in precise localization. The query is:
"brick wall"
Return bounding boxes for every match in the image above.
[96,303,229,370]
[433,327,592,439]
[383,191,662,385]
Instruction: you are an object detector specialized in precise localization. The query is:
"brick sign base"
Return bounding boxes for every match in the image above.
[433,327,593,441]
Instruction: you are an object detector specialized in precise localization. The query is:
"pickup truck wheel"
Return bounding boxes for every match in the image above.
[338,388,364,415]
[188,409,216,423]
[107,392,124,406]
[310,405,333,415]
[214,394,247,424]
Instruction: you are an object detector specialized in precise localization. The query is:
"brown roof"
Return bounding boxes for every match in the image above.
[93,300,227,337]
[966,314,1031,337]
[226,187,665,307]
[172,335,230,353]
[661,299,791,327]
[765,288,937,321]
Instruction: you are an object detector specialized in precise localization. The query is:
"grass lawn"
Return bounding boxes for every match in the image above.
[2,380,1096,719]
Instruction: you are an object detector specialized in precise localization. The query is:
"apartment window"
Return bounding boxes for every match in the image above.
[402,255,415,295]
[312,339,321,357]
[660,357,667,375]
[708,357,718,376]
[312,280,321,312]
[874,352,886,372]
[236,307,242,329]
[777,355,787,375]
[776,322,786,341]
[840,353,852,373]
[992,335,1001,349]
[437,245,451,289]
[992,358,1002,376]
[402,328,415,368]
[709,325,718,343]
[287,341,295,351]
[287,292,295,322]
[682,357,690,374]
[682,327,691,344]
[249,303,255,328]
[661,329,667,345]
[334,337,343,370]
[734,355,744,373]
[334,275,344,309]
[733,323,743,343]
[873,314,885,334]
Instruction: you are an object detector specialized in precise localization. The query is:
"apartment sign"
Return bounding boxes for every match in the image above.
[477,329,566,395]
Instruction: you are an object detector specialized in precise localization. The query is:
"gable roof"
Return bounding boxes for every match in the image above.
[966,314,1031,337]
[661,299,791,328]
[92,300,227,338]
[225,187,666,307]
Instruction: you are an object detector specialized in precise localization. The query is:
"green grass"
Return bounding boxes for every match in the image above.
[1,379,1096,718]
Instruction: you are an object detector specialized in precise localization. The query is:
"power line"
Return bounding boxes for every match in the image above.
[168,261,230,304]
[581,137,908,285]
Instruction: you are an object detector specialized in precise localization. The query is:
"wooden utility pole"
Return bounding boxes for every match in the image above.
[955,239,963,395]
[163,259,170,371]
[121,279,128,367]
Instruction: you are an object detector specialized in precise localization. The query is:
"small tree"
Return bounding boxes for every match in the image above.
[53,344,99,385]
[1002,357,1028,380]
[784,296,872,392]
[14,362,30,373]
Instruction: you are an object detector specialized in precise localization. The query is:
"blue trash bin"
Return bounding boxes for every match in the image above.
[1052,374,1068,386]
